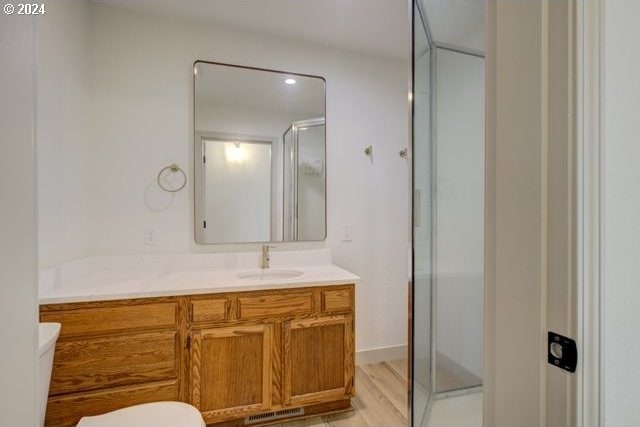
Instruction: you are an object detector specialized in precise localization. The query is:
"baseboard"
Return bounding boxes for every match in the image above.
[356,344,408,365]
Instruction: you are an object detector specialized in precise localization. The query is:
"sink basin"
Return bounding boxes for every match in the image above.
[236,269,304,280]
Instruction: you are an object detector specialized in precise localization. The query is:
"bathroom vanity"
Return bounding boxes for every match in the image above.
[39,259,357,427]
[37,54,347,426]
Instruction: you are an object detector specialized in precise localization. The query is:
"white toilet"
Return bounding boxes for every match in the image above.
[38,323,205,427]
[76,402,205,427]
[39,322,62,427]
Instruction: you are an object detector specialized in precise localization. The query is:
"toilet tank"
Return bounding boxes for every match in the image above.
[39,323,61,427]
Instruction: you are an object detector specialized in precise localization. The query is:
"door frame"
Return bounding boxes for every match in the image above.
[484,0,602,426]
[575,0,603,425]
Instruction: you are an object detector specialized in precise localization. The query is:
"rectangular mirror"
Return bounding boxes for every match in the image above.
[194,61,326,244]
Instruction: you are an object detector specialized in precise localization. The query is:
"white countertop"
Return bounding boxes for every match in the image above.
[39,250,360,304]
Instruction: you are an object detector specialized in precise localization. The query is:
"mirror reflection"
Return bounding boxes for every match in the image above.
[194,61,326,244]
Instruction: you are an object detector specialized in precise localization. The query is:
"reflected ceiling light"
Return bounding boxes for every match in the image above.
[299,127,309,131]
[225,142,246,164]
[194,66,198,76]
[284,78,296,85]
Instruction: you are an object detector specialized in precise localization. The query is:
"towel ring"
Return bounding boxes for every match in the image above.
[157,164,187,193]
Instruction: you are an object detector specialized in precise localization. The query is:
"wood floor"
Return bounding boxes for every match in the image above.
[274,359,408,427]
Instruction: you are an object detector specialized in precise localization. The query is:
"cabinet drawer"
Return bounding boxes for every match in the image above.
[45,380,179,427]
[190,298,227,323]
[238,291,313,320]
[40,302,177,338]
[50,331,178,395]
[321,288,353,312]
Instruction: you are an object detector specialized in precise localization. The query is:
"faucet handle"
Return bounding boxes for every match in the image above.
[261,245,276,269]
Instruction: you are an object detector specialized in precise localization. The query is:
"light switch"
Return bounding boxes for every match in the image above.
[342,224,353,242]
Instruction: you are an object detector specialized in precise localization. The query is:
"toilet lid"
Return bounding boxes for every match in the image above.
[76,402,205,427]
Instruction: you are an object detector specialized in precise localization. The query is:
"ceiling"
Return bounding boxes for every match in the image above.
[91,0,483,59]
[422,0,485,53]
[195,62,325,118]
[91,0,411,60]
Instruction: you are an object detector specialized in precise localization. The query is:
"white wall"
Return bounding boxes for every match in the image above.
[603,1,640,424]
[39,2,409,353]
[0,14,39,427]
[37,0,90,269]
[434,48,484,379]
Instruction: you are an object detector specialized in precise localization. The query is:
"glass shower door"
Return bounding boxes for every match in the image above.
[433,47,485,394]
[283,126,295,240]
[296,122,325,241]
[412,2,432,425]
[282,119,326,241]
[412,1,485,424]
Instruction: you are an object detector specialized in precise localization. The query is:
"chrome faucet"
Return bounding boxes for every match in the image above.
[261,245,275,269]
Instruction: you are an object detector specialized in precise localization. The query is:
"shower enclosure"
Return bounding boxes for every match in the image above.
[411,1,485,425]
[283,118,326,241]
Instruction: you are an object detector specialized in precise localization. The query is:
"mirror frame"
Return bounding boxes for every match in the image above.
[192,60,327,245]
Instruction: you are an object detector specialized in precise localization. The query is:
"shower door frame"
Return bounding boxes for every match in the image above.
[412,0,487,405]
[430,45,485,399]
[409,1,434,425]
[282,117,326,241]
[411,1,601,426]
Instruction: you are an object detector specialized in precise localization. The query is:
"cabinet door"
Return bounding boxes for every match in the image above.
[283,315,354,406]
[190,324,273,423]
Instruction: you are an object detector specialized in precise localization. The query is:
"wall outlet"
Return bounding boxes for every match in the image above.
[144,227,157,246]
[342,224,353,242]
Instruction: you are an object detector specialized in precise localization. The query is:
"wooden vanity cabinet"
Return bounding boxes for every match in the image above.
[283,315,354,407]
[40,284,355,427]
[187,286,354,425]
[190,324,273,423]
[39,298,184,427]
